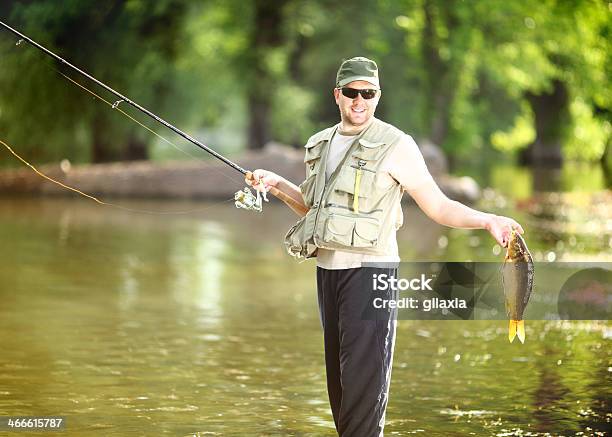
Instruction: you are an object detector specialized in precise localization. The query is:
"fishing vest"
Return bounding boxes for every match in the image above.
[284,117,405,260]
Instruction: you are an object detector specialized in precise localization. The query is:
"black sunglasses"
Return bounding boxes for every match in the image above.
[339,87,379,100]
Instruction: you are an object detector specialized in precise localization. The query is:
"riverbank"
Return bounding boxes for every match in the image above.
[0,143,480,203]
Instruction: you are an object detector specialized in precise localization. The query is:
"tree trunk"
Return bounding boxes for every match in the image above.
[520,80,568,168]
[248,94,271,151]
[532,166,562,192]
[122,134,149,161]
[601,134,611,189]
[421,0,458,146]
[91,114,117,163]
[246,0,288,150]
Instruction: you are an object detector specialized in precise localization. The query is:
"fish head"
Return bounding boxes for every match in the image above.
[505,230,530,261]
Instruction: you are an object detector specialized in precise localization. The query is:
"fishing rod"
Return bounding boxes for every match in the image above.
[0,19,308,215]
[0,19,245,175]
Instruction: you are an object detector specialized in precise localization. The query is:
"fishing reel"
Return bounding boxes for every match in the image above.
[234,178,268,212]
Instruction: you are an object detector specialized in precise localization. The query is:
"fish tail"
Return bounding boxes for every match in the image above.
[516,320,525,343]
[508,320,517,343]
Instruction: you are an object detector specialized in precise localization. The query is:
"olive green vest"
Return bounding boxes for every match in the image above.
[284,118,405,261]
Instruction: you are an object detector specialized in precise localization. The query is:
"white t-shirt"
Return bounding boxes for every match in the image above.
[316,132,433,270]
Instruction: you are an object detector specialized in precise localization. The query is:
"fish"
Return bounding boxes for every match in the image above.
[502,230,534,343]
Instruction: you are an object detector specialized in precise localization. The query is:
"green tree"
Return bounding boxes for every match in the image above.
[387,0,610,168]
[1,0,608,175]
[0,0,187,163]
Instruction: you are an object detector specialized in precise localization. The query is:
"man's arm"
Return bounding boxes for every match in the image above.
[407,178,523,247]
[247,169,309,217]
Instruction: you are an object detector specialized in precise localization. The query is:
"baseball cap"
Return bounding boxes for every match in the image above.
[335,56,380,88]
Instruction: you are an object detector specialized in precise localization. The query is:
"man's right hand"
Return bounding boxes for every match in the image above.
[246,169,282,192]
[245,169,309,217]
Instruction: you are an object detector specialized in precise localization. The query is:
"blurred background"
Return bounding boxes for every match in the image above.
[0,0,610,176]
[0,1,610,436]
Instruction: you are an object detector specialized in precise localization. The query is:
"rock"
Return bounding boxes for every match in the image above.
[418,138,448,177]
[436,175,481,204]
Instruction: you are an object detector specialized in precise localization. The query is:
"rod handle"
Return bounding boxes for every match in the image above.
[245,172,309,216]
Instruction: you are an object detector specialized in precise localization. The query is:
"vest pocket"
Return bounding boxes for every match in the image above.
[285,214,307,257]
[304,140,324,162]
[353,218,380,247]
[301,140,325,207]
[322,214,380,248]
[334,166,375,197]
[299,173,318,207]
[352,139,386,161]
[323,214,354,246]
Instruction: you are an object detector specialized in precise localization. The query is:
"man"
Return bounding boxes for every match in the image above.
[248,57,523,436]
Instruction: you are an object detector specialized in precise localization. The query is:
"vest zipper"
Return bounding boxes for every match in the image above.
[353,160,366,213]
[325,203,383,214]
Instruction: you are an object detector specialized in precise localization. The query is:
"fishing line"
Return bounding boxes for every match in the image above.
[0,138,236,215]
[0,24,247,215]
[0,19,250,176]
[1,20,300,216]
[8,33,243,187]
[55,70,243,187]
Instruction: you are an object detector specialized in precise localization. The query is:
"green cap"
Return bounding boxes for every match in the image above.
[335,56,380,88]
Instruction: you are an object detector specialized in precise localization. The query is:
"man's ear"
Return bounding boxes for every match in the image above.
[333,88,340,104]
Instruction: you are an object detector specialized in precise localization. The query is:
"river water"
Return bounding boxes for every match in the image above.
[0,189,610,436]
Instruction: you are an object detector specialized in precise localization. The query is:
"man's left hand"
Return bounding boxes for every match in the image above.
[485,215,524,247]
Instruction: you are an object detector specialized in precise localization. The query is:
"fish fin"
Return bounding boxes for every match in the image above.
[516,320,525,344]
[508,320,517,343]
[522,262,535,306]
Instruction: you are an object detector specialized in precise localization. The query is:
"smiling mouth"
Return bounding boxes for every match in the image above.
[352,108,366,113]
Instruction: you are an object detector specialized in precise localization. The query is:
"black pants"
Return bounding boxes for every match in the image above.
[316,266,398,437]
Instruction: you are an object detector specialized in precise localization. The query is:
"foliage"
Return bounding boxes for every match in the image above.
[0,0,609,165]
[0,0,188,163]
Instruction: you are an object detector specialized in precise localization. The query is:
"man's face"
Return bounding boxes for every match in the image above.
[334,80,381,129]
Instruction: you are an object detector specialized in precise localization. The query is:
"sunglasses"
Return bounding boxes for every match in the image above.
[339,87,379,100]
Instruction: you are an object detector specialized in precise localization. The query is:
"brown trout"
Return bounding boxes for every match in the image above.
[502,230,534,343]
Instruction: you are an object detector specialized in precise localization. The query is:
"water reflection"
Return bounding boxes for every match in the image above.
[579,344,612,434]
[0,196,609,436]
[169,221,227,320]
[119,254,141,311]
[532,346,572,434]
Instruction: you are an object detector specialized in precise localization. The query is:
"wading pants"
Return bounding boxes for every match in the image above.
[316,266,398,437]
